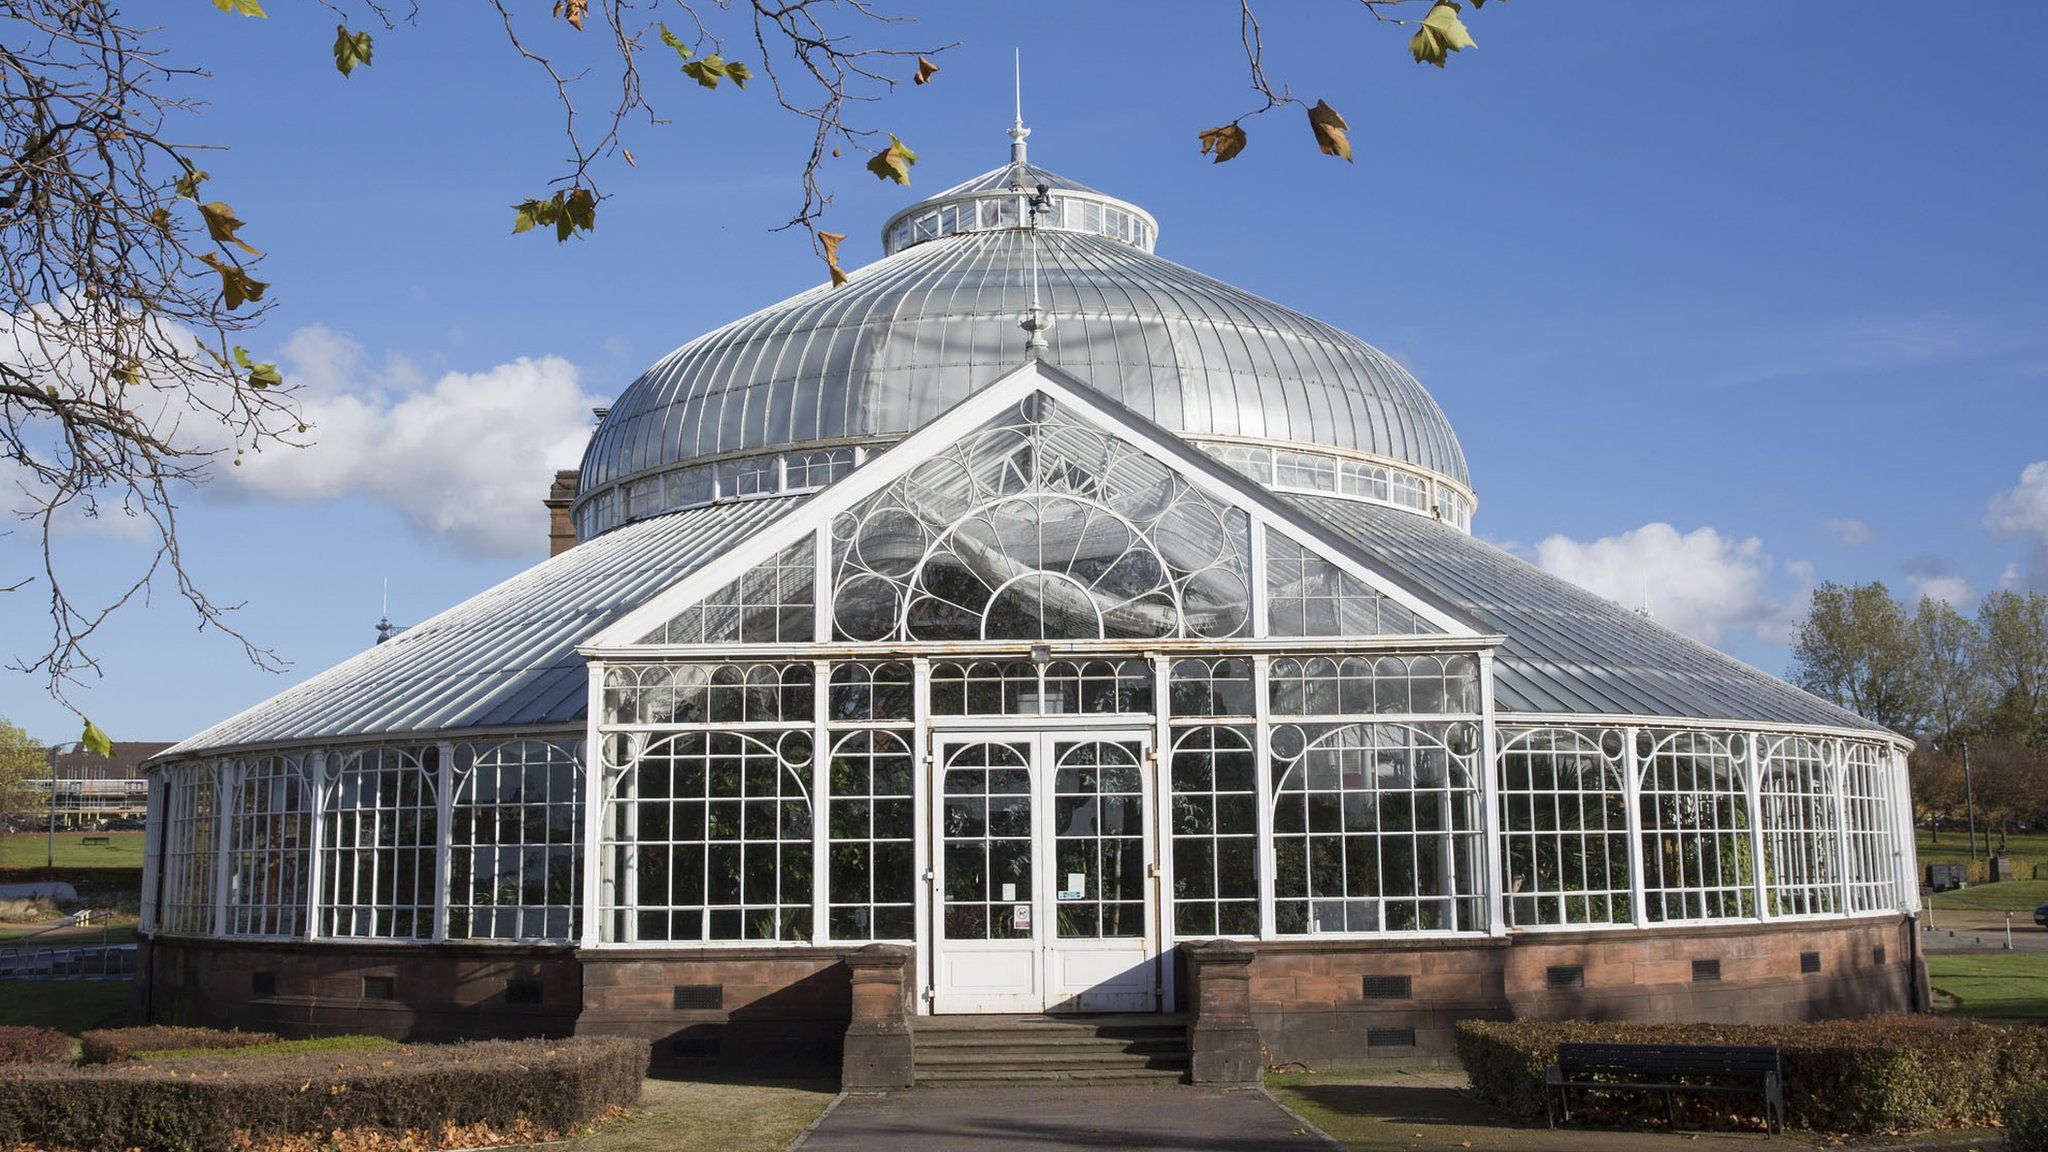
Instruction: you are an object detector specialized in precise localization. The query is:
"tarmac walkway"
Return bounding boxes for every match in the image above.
[794,1083,1331,1151]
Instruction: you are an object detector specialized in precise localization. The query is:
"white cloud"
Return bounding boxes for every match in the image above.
[1533,522,1796,646]
[1908,575,1977,608]
[1988,461,2048,590]
[220,326,606,557]
[1822,516,1875,547]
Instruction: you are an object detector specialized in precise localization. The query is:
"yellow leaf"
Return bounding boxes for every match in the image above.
[199,254,270,309]
[199,201,262,256]
[819,230,850,287]
[211,0,266,16]
[80,720,112,757]
[1306,100,1352,162]
[553,0,588,31]
[914,57,940,85]
[1197,124,1247,163]
[623,149,637,168]
[1410,1,1476,67]
[865,135,918,185]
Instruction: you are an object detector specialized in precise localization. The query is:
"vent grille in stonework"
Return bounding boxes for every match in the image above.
[251,971,277,997]
[1545,965,1585,990]
[1360,975,1412,1000]
[362,975,396,1000]
[1367,1027,1417,1049]
[1800,951,1822,974]
[673,984,724,1011]
[1691,959,1721,983]
[1873,945,1887,965]
[506,979,543,1005]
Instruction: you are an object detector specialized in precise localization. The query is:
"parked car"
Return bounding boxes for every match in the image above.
[2035,902,2048,929]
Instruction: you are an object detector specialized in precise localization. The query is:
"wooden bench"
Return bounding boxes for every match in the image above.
[1545,1042,1783,1134]
[79,836,111,846]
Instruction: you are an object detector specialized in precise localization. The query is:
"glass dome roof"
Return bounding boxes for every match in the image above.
[576,140,1470,527]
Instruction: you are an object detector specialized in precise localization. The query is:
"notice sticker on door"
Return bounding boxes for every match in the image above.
[1001,883,1017,902]
[1058,872,1087,901]
[1012,903,1032,930]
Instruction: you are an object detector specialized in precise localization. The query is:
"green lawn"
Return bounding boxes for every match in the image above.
[1915,828,2048,867]
[1928,880,2048,912]
[0,979,131,1033]
[0,831,145,870]
[1928,953,2048,1018]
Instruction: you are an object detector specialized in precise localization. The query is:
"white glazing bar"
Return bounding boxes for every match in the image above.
[912,656,934,1013]
[139,776,162,934]
[814,523,833,644]
[1892,745,1919,912]
[211,759,233,938]
[434,741,455,941]
[305,751,327,940]
[1745,732,1769,919]
[1151,654,1175,962]
[1253,653,1276,939]
[1248,518,1269,640]
[1623,727,1648,928]
[1476,651,1506,936]
[812,658,831,945]
[579,659,607,948]
[1843,746,1859,914]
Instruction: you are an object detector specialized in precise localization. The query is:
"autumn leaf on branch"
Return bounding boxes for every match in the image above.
[198,201,261,255]
[80,721,112,758]
[512,187,598,242]
[914,57,940,85]
[333,26,374,77]
[866,135,918,185]
[233,346,283,390]
[1197,124,1248,163]
[1306,101,1351,162]
[211,0,266,16]
[198,254,270,309]
[1410,2,1476,68]
[819,230,850,287]
[553,0,588,31]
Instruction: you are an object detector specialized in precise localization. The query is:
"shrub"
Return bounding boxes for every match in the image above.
[1456,1016,2048,1135]
[80,1026,276,1064]
[0,1026,71,1066]
[135,1034,399,1062]
[2007,1084,2048,1152]
[0,1035,647,1152]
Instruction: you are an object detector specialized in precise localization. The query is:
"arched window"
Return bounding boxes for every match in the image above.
[448,740,582,941]
[1498,729,1631,927]
[225,754,312,937]
[320,746,440,939]
[1758,736,1842,917]
[1271,722,1483,934]
[830,395,1253,642]
[1841,742,1897,913]
[161,761,220,936]
[605,730,814,942]
[1637,730,1753,922]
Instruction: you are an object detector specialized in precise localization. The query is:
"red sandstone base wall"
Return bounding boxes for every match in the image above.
[139,916,1920,1070]
[1244,915,1920,1062]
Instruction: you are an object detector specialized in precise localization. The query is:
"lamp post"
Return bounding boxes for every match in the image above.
[1962,739,1978,864]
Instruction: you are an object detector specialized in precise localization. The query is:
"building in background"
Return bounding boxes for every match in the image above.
[135,129,1921,1077]
[37,742,164,829]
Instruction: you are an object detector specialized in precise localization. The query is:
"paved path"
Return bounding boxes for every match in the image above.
[795,1084,1330,1151]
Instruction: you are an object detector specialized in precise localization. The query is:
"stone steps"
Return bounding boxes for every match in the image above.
[912,1014,1190,1087]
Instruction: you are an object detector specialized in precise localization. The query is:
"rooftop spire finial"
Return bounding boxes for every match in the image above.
[1007,48,1030,166]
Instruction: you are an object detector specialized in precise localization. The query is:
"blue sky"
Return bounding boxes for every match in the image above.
[5,1,2046,743]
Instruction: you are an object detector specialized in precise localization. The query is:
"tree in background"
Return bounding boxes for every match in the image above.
[1977,590,2048,752]
[0,717,42,833]
[1791,581,1924,736]
[1914,596,1984,745]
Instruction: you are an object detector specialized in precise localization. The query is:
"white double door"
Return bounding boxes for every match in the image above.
[930,730,1159,1014]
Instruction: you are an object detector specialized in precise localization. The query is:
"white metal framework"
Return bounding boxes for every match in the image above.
[142,364,1914,980]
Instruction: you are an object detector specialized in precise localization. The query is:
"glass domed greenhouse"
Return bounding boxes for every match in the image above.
[138,128,1921,1080]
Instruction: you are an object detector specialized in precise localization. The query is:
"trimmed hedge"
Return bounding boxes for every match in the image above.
[81,1025,277,1064]
[0,1035,647,1152]
[1455,1016,2048,1135]
[2008,1084,2048,1152]
[0,1026,71,1066]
